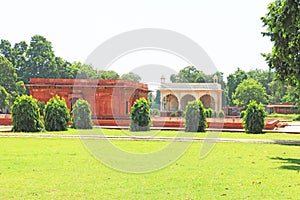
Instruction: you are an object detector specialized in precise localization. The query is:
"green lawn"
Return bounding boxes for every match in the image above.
[267,113,300,121]
[2,128,300,141]
[0,136,299,199]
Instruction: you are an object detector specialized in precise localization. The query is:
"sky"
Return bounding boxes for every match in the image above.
[1,0,274,84]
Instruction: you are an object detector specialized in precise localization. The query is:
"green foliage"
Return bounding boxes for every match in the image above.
[11,95,44,132]
[204,108,212,118]
[261,0,300,106]
[233,79,268,108]
[242,100,267,134]
[204,108,217,118]
[218,110,225,118]
[211,109,217,118]
[121,72,141,82]
[170,66,207,83]
[176,110,184,117]
[154,90,161,110]
[130,98,151,132]
[37,101,45,116]
[170,112,176,117]
[185,100,206,132]
[261,0,300,85]
[72,99,93,129]
[0,86,9,109]
[99,70,119,80]
[44,96,70,131]
[150,108,160,116]
[0,56,17,93]
[226,68,248,106]
[240,110,245,119]
[24,35,59,82]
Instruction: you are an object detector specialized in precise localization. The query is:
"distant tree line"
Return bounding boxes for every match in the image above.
[0,35,141,111]
[170,66,299,108]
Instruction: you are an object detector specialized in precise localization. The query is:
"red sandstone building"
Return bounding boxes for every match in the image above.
[26,78,150,119]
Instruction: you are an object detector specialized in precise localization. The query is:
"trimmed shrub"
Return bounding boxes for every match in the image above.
[240,110,245,118]
[170,112,176,117]
[176,110,184,117]
[211,109,217,118]
[44,95,70,131]
[12,95,44,132]
[130,98,151,132]
[242,100,267,134]
[204,108,214,118]
[72,99,93,129]
[38,101,45,116]
[185,100,206,132]
[150,108,160,116]
[218,110,225,118]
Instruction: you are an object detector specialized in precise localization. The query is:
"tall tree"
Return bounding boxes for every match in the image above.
[226,68,248,106]
[12,41,28,80]
[67,62,97,79]
[121,72,141,82]
[24,35,58,82]
[261,0,300,103]
[0,39,13,61]
[0,86,9,110]
[0,56,17,93]
[233,79,268,108]
[170,66,206,83]
[98,70,119,80]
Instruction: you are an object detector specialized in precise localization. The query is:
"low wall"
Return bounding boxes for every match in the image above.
[1,115,279,130]
[93,117,279,130]
[0,114,12,125]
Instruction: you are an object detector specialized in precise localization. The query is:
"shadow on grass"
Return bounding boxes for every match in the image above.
[271,157,300,172]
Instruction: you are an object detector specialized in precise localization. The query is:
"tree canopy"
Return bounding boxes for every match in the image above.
[233,79,268,108]
[121,72,141,82]
[0,56,17,93]
[170,66,206,83]
[261,0,300,104]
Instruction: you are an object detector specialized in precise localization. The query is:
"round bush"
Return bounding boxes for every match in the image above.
[185,100,206,132]
[130,98,151,132]
[211,109,217,118]
[72,99,93,129]
[12,95,44,132]
[44,95,70,131]
[218,110,225,118]
[204,108,213,118]
[242,100,267,134]
[170,112,176,117]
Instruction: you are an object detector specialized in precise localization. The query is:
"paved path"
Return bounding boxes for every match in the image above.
[1,124,300,134]
[0,133,299,145]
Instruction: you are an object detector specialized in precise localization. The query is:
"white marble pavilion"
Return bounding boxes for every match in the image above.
[158,77,222,112]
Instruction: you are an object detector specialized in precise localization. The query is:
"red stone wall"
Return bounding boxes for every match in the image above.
[26,78,149,119]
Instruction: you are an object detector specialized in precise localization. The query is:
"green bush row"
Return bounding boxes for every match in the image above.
[11,95,93,132]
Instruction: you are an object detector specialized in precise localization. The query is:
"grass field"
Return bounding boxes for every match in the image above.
[0,132,299,199]
[2,128,300,141]
[267,113,300,121]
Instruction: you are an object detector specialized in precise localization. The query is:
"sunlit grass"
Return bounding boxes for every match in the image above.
[0,137,299,199]
[1,128,300,141]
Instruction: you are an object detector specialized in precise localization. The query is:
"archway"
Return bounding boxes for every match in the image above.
[164,94,178,111]
[200,94,215,109]
[180,94,196,110]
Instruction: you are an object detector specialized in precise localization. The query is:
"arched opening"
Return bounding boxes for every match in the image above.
[200,94,215,109]
[164,94,178,111]
[180,94,196,110]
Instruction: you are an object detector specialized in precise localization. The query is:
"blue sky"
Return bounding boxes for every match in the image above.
[1,0,273,83]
